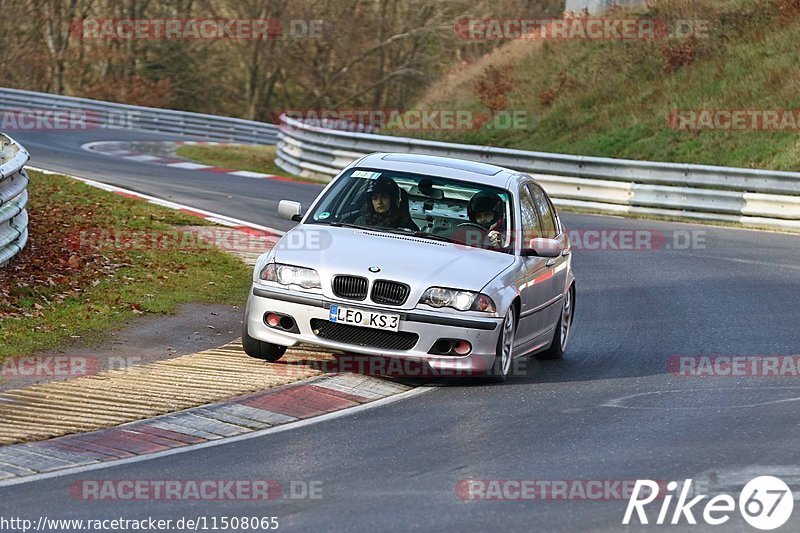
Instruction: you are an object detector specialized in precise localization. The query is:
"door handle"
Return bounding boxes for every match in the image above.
[545,258,556,267]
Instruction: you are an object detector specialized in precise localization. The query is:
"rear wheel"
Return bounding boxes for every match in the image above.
[537,284,575,360]
[487,305,516,382]
[242,315,287,362]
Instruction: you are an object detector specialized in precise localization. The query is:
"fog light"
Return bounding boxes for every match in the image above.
[265,313,281,327]
[279,316,295,330]
[453,341,472,355]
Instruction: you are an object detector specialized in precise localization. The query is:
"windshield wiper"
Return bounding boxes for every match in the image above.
[327,221,375,231]
[329,222,457,244]
[409,231,456,243]
[379,227,457,244]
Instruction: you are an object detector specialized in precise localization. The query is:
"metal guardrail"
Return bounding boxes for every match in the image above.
[565,0,647,15]
[0,134,30,267]
[275,114,800,231]
[0,88,278,144]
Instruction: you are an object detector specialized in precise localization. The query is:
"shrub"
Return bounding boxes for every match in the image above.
[474,65,515,114]
[660,36,700,73]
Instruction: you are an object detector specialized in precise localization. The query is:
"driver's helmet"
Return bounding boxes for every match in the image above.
[365,176,401,215]
[467,191,504,229]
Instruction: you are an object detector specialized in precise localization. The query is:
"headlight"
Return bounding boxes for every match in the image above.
[419,287,496,313]
[260,263,321,289]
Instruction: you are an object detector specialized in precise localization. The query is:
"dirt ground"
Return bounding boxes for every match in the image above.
[0,303,243,392]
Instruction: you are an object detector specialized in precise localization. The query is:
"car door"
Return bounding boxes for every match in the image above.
[515,184,553,348]
[528,183,570,328]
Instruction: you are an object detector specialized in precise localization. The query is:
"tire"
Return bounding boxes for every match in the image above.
[242,316,287,362]
[487,305,517,382]
[537,283,575,360]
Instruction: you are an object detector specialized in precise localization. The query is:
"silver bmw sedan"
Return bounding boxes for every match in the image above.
[243,153,575,381]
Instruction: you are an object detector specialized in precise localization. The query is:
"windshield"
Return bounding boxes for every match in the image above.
[306,167,514,251]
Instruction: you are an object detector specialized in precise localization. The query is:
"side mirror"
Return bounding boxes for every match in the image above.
[521,238,561,258]
[278,200,303,222]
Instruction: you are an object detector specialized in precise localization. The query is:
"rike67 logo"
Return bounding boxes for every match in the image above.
[624,476,794,530]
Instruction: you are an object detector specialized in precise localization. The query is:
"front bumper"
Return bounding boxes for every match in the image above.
[245,284,503,373]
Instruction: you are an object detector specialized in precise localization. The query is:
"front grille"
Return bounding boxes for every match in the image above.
[371,280,410,306]
[332,275,368,300]
[310,319,418,351]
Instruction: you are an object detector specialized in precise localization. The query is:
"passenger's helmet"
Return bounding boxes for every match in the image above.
[467,191,504,227]
[365,176,401,214]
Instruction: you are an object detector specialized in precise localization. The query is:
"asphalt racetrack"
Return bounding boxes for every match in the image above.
[3,130,800,532]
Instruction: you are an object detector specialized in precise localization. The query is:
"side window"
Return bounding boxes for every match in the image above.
[519,186,543,245]
[528,184,558,238]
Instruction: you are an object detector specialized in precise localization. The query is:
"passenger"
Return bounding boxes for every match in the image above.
[467,191,506,247]
[354,176,419,231]
[415,177,443,199]
[418,178,436,196]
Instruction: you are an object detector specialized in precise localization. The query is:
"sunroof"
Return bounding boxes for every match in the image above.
[381,153,504,176]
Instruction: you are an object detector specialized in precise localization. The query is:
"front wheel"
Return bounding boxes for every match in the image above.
[242,317,287,362]
[537,284,575,360]
[487,305,517,382]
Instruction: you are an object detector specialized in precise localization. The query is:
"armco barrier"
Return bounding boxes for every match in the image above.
[275,114,800,231]
[565,0,647,16]
[0,134,30,267]
[0,88,278,144]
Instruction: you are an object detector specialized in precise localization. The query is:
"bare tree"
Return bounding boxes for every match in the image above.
[2,0,558,118]
[37,0,95,94]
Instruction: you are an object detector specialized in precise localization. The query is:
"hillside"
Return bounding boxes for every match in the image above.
[406,0,800,171]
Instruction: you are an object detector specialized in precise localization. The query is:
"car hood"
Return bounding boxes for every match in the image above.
[272,225,516,305]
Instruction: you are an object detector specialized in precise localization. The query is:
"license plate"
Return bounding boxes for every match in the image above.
[329,305,400,332]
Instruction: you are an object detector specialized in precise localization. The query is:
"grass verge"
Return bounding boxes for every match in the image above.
[407,0,800,171]
[175,144,324,183]
[0,170,252,358]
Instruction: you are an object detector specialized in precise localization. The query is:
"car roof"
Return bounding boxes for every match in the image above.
[352,153,522,189]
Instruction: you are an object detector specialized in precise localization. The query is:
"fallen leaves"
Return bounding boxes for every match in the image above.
[0,181,131,319]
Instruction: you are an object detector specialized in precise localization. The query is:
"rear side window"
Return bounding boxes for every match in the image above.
[528,184,558,238]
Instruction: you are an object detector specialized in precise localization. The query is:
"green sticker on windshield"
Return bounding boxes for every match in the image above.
[352,170,381,179]
[317,211,331,220]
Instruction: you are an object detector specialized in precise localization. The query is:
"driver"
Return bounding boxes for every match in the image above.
[467,191,506,247]
[354,176,419,231]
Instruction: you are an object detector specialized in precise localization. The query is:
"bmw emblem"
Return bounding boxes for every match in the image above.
[368,266,381,273]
